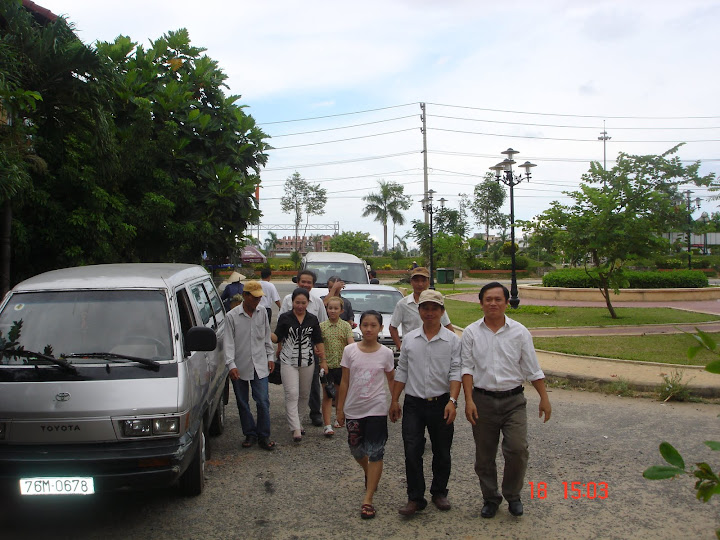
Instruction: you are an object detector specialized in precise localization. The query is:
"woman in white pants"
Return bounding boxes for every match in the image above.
[275,288,328,442]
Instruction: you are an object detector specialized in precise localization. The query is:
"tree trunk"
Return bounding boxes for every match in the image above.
[1,200,11,297]
[383,223,388,254]
[599,281,618,319]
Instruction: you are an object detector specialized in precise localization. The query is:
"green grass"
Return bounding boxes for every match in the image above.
[443,299,720,329]
[532,333,718,365]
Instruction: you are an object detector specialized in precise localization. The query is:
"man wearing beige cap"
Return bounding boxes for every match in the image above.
[390,290,462,516]
[225,281,276,451]
[389,267,453,351]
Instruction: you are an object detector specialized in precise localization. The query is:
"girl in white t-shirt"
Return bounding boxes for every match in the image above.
[336,310,395,520]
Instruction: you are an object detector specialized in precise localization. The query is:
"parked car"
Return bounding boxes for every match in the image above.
[0,264,229,497]
[334,284,404,357]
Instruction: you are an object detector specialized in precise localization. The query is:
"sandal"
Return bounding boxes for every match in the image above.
[360,503,376,519]
[292,430,302,443]
[333,420,341,429]
[242,435,257,448]
[323,425,335,437]
[258,438,276,451]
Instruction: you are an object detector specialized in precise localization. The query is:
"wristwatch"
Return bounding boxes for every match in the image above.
[449,397,457,408]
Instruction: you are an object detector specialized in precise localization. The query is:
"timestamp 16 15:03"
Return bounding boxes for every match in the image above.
[528,481,609,499]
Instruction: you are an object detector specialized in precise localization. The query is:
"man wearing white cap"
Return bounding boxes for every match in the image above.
[389,267,453,352]
[225,281,276,451]
[390,289,462,516]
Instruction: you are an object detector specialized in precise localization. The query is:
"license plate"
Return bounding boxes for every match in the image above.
[20,477,95,496]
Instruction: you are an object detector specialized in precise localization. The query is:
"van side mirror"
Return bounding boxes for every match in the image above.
[185,326,217,351]
[292,276,298,283]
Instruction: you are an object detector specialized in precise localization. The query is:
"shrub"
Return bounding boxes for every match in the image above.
[656,370,691,402]
[382,264,393,270]
[542,268,708,289]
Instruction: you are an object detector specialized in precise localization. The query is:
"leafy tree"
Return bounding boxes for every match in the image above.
[362,180,412,253]
[470,173,507,250]
[435,207,469,238]
[434,232,464,268]
[264,231,278,253]
[280,171,327,252]
[525,146,714,318]
[405,219,430,266]
[329,231,373,257]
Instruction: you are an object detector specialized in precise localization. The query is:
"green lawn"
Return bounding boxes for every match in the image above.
[532,334,717,366]
[443,299,720,329]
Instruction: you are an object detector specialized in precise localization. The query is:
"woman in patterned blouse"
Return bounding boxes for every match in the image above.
[275,288,328,442]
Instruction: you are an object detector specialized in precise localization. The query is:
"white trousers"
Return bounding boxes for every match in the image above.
[282,363,315,432]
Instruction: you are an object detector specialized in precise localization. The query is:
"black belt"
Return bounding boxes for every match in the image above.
[408,393,449,402]
[474,386,524,399]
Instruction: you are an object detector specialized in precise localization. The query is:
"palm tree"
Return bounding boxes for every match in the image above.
[362,180,412,254]
[264,231,278,254]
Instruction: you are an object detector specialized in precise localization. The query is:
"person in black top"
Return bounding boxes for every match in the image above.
[275,288,328,442]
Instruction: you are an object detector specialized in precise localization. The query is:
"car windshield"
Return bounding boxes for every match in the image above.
[339,290,403,314]
[0,290,173,365]
[305,263,368,286]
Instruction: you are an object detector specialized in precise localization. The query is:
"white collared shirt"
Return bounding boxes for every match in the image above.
[395,325,462,399]
[389,294,451,334]
[224,303,275,380]
[279,291,328,323]
[258,280,280,309]
[461,315,544,391]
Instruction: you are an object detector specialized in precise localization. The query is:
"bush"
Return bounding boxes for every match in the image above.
[542,268,709,289]
[382,264,393,270]
[469,256,530,271]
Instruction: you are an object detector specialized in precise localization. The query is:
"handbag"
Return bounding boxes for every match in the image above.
[324,380,336,400]
[268,361,282,385]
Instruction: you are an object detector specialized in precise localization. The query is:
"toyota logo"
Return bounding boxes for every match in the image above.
[55,392,71,402]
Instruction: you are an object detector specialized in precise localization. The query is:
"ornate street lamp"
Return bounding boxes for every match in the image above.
[421,189,438,289]
[700,211,710,255]
[490,149,536,309]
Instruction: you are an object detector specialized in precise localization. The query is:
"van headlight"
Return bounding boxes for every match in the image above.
[121,417,180,437]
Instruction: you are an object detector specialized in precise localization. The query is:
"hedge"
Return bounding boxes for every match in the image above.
[470,256,530,271]
[542,268,709,289]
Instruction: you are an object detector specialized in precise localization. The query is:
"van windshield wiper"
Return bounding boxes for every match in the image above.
[3,349,77,373]
[64,352,161,371]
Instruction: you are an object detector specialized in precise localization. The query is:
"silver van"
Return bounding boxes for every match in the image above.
[300,252,370,288]
[0,264,229,496]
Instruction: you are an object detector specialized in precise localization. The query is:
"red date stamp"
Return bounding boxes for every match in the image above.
[528,481,609,500]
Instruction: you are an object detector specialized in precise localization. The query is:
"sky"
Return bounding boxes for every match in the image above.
[39,0,720,248]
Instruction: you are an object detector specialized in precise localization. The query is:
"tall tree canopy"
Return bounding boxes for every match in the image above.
[280,171,327,252]
[362,180,412,253]
[0,5,269,290]
[329,231,373,257]
[470,173,507,248]
[525,145,714,318]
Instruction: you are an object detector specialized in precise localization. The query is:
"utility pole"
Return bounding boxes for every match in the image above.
[421,102,429,224]
[598,120,611,170]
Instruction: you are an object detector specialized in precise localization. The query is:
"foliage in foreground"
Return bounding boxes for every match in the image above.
[643,329,720,538]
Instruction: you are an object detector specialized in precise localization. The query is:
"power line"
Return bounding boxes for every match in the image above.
[260,168,421,186]
[268,115,417,137]
[258,102,419,125]
[425,102,720,120]
[267,128,417,150]
[429,127,720,143]
[262,150,421,171]
[427,114,720,130]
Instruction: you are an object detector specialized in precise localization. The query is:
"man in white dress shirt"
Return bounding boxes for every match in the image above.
[258,267,281,324]
[389,267,453,351]
[225,281,277,451]
[461,282,551,518]
[279,269,328,426]
[390,290,462,516]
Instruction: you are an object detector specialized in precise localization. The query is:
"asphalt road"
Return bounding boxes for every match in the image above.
[2,386,718,540]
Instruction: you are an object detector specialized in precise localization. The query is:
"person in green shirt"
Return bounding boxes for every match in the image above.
[320,296,355,436]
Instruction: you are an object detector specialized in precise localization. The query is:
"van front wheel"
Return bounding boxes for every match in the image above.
[179,421,205,496]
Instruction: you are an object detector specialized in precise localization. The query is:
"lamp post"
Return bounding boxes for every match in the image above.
[699,211,710,255]
[490,148,536,309]
[421,189,437,289]
[683,190,701,270]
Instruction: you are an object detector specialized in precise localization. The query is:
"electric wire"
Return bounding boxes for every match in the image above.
[258,102,419,125]
[268,115,417,137]
[426,114,720,130]
[429,127,720,143]
[262,150,421,171]
[266,128,417,150]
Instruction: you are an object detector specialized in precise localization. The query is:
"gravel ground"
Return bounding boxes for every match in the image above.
[2,384,719,540]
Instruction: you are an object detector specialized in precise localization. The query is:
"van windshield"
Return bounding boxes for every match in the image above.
[304,263,369,286]
[0,290,173,365]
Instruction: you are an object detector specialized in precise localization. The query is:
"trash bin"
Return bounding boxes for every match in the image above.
[436,268,454,284]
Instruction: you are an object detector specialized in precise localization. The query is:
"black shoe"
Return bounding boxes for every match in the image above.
[481,501,499,519]
[508,500,524,516]
[310,414,323,427]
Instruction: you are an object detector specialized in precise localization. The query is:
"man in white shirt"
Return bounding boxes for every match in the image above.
[390,290,462,516]
[225,281,277,451]
[389,267,453,351]
[258,268,281,325]
[461,282,552,518]
[279,270,328,426]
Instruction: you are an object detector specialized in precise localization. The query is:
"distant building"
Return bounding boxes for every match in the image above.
[272,235,332,256]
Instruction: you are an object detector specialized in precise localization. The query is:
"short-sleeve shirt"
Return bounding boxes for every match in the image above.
[320,319,353,369]
[389,294,451,334]
[340,343,394,419]
[275,311,323,367]
[258,280,280,309]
